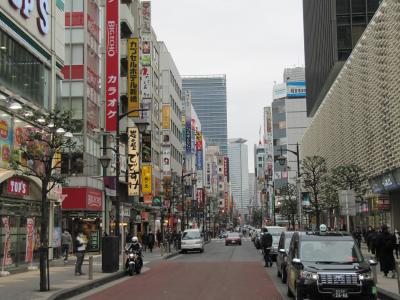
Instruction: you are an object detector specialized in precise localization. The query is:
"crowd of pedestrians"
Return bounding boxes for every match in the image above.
[363,225,400,278]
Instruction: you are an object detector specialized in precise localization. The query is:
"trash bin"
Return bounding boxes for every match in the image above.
[102,236,120,273]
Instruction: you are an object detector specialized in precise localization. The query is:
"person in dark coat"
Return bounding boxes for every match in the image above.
[156,229,162,248]
[142,231,148,252]
[377,225,396,278]
[367,228,378,255]
[261,227,273,267]
[147,230,155,253]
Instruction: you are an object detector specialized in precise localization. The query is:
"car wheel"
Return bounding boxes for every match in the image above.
[282,269,287,283]
[200,248,204,253]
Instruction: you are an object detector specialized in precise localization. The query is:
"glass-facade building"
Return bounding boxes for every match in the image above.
[303,0,380,116]
[182,75,228,155]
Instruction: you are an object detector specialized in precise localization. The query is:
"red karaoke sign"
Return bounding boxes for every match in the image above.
[105,0,119,131]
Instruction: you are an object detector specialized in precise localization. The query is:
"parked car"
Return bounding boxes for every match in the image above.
[181,229,204,253]
[276,231,294,283]
[286,227,377,300]
[225,232,242,246]
[266,226,286,261]
[219,231,228,239]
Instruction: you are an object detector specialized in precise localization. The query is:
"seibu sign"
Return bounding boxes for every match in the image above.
[7,177,29,196]
[7,0,50,35]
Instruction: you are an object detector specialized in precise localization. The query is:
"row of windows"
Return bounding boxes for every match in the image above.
[171,144,183,165]
[170,71,181,98]
[170,120,182,143]
[170,95,181,119]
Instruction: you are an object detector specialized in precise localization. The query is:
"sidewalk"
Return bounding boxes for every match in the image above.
[360,244,400,300]
[0,246,180,300]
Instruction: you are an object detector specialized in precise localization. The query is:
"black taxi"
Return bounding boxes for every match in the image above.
[286,226,377,300]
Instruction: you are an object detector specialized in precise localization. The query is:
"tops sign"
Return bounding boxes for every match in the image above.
[7,0,50,35]
[7,177,29,197]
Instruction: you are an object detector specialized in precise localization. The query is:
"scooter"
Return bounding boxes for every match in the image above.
[125,244,143,276]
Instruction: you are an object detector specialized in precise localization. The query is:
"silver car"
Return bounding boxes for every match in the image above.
[180,229,204,253]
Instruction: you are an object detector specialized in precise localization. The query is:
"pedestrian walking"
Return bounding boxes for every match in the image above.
[394,229,400,259]
[74,230,88,276]
[156,229,162,248]
[366,226,374,252]
[377,225,396,278]
[353,227,362,247]
[261,227,273,267]
[142,231,148,252]
[148,230,155,253]
[61,229,72,263]
[367,227,378,255]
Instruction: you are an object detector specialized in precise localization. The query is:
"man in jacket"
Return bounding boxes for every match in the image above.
[261,227,273,267]
[148,230,155,253]
[61,230,72,263]
[75,230,88,276]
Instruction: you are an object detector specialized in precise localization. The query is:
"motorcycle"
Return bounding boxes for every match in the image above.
[125,245,143,276]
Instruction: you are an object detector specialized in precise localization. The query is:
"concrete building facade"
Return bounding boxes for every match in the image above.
[301,0,400,231]
[228,138,249,223]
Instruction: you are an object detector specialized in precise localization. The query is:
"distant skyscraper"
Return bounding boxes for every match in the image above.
[303,0,380,116]
[182,75,228,155]
[228,138,249,223]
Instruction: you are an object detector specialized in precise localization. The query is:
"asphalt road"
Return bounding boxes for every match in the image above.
[75,238,289,300]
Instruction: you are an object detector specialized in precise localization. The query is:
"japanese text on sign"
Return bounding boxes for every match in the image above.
[128,127,140,196]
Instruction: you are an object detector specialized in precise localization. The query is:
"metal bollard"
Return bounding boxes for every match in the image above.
[396,261,400,294]
[371,264,378,284]
[88,256,93,280]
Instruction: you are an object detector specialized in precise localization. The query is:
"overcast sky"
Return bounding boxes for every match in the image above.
[151,0,305,171]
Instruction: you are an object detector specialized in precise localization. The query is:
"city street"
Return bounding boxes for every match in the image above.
[74,239,287,300]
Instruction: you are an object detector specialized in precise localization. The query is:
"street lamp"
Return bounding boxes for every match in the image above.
[181,172,196,231]
[98,108,149,239]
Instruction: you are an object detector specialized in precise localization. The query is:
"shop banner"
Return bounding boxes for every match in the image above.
[127,38,140,117]
[25,218,35,263]
[141,35,151,66]
[2,216,12,267]
[142,133,152,163]
[162,106,170,129]
[195,130,202,151]
[185,121,191,154]
[144,194,153,206]
[141,1,151,33]
[141,66,151,98]
[127,127,140,196]
[142,165,152,195]
[196,188,204,206]
[105,0,119,131]
[196,150,203,170]
[223,157,229,181]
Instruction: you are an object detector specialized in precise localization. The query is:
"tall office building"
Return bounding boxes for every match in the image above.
[228,138,249,223]
[272,68,311,189]
[182,75,228,155]
[303,0,380,116]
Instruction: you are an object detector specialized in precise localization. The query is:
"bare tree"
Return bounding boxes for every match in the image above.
[10,110,75,292]
[301,156,328,229]
[280,183,298,229]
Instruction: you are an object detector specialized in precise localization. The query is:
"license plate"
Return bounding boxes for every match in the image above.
[231,241,236,243]
[334,289,348,298]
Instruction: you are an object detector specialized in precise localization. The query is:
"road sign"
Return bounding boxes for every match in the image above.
[338,190,356,216]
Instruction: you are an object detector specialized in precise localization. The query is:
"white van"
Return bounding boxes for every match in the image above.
[180,229,204,253]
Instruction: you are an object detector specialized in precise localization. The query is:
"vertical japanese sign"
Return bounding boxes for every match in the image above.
[127,127,140,196]
[185,120,191,154]
[105,0,119,131]
[127,38,140,117]
[141,1,151,32]
[195,130,202,151]
[2,216,12,268]
[25,218,35,263]
[142,165,152,194]
[224,157,229,182]
[162,106,170,129]
[196,188,204,206]
[140,1,152,118]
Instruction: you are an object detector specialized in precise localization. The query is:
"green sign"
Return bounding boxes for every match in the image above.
[152,197,162,206]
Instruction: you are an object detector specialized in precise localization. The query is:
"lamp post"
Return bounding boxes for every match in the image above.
[98,108,148,238]
[276,143,301,228]
[181,171,196,231]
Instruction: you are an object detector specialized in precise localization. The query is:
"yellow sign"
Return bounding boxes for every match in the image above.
[142,165,152,194]
[162,105,170,129]
[128,127,140,196]
[127,38,140,117]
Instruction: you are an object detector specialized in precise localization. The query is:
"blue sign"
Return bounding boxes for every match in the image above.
[287,81,306,98]
[196,150,203,170]
[185,121,191,154]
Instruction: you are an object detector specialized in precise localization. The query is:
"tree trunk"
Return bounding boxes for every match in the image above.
[40,181,48,291]
[316,210,320,229]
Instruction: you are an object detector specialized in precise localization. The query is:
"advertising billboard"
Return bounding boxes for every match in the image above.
[142,165,152,194]
[162,106,170,129]
[105,0,119,131]
[127,38,140,117]
[127,127,140,196]
[287,82,306,98]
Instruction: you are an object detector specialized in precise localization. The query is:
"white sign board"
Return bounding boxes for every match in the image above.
[338,190,357,216]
